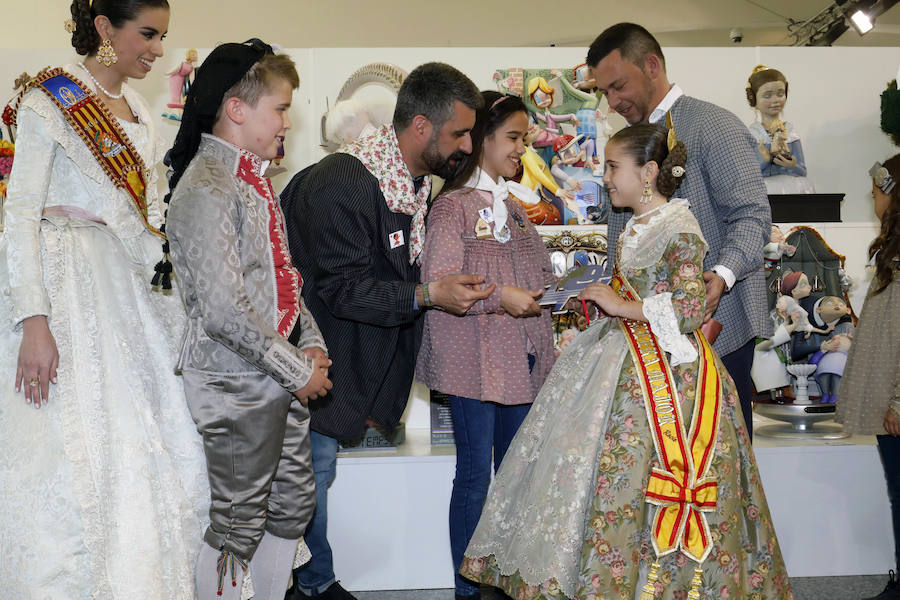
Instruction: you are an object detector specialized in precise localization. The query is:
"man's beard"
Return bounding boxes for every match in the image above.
[422,140,468,180]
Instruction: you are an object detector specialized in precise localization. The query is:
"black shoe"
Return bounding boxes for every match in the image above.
[292,582,358,600]
[865,570,900,599]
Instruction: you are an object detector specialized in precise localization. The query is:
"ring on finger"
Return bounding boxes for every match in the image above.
[29,376,39,388]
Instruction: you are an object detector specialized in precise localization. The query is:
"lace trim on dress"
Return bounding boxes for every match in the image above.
[20,90,109,191]
[619,199,706,272]
[642,292,698,366]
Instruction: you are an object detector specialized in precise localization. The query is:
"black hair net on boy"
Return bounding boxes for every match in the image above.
[167,38,273,190]
[152,38,273,292]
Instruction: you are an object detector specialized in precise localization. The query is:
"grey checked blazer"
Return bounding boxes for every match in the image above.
[606,95,773,356]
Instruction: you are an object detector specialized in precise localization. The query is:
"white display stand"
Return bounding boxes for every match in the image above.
[327,418,893,592]
[329,430,456,591]
[754,423,893,578]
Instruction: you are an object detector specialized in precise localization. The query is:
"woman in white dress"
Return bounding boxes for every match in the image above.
[0,1,207,598]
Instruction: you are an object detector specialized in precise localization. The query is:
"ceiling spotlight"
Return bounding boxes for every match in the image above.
[849,8,874,34]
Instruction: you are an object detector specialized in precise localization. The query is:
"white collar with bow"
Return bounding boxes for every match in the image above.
[465,167,534,243]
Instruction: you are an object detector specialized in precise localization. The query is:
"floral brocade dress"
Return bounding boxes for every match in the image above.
[461,200,791,600]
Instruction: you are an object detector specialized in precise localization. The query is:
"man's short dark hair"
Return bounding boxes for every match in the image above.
[393,62,483,132]
[586,23,666,71]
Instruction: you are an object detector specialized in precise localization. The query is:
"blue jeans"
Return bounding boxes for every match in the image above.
[449,395,532,596]
[292,430,339,595]
[878,434,900,572]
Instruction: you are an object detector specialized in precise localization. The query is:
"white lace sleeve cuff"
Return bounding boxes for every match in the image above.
[643,292,698,367]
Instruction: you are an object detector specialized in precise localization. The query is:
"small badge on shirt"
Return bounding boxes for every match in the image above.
[512,211,527,230]
[478,207,495,223]
[389,230,405,249]
[474,217,493,240]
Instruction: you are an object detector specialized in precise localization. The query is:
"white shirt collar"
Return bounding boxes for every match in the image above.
[649,84,684,125]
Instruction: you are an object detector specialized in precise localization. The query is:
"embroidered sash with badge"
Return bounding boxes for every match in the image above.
[611,272,722,600]
[8,67,163,239]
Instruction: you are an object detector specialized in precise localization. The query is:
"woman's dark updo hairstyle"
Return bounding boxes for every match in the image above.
[608,123,687,198]
[746,65,788,108]
[69,0,169,56]
[443,89,528,192]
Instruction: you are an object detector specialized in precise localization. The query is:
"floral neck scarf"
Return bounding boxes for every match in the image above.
[339,124,432,265]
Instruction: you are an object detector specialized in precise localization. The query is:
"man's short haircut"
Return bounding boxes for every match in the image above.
[586,23,666,71]
[215,53,299,122]
[392,62,483,132]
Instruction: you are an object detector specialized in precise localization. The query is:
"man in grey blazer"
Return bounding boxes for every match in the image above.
[587,23,772,438]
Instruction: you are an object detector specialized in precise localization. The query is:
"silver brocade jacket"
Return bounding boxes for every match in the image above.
[167,134,325,392]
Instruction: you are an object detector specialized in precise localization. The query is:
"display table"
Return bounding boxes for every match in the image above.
[328,429,456,591]
[326,418,892,591]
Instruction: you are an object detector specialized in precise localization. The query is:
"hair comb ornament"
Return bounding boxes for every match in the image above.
[672,166,685,178]
[64,19,76,33]
[665,111,677,151]
[870,161,896,194]
[746,64,770,88]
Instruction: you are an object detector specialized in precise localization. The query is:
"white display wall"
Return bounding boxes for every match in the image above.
[3,45,899,221]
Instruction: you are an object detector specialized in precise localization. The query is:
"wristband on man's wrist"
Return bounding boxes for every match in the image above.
[422,282,433,308]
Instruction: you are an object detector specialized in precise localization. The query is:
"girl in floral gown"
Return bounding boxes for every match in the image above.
[461,124,792,600]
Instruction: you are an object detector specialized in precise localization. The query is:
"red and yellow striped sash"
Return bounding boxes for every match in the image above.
[611,272,722,564]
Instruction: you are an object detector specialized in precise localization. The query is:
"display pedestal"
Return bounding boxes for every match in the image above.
[754,419,893,577]
[328,430,456,591]
[324,418,892,591]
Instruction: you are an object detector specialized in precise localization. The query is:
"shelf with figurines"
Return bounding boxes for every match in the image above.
[752,225,857,439]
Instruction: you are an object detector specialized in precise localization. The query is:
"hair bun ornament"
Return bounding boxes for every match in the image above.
[747,64,770,88]
[64,19,77,33]
[672,165,685,178]
[870,161,896,193]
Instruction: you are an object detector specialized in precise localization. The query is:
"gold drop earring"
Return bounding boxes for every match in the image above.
[97,39,118,67]
[640,179,653,203]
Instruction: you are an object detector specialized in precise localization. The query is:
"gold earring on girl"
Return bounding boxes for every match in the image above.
[641,179,653,203]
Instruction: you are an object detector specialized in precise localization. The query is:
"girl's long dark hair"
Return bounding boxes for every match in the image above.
[870,153,900,295]
[442,90,528,193]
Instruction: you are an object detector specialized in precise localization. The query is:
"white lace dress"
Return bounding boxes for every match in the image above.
[0,66,208,599]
